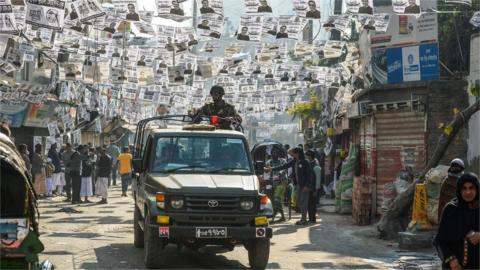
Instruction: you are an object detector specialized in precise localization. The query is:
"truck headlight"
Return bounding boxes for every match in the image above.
[240,200,254,210]
[170,198,184,209]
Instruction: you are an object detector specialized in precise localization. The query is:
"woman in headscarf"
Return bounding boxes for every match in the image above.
[434,173,479,270]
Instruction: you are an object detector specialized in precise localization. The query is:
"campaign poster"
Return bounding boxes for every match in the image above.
[237,15,263,42]
[346,0,374,15]
[393,0,421,14]
[0,4,18,35]
[293,0,321,19]
[72,0,105,22]
[197,0,222,16]
[25,0,65,31]
[262,16,278,36]
[23,102,52,128]
[245,0,272,14]
[276,16,306,40]
[197,13,224,39]
[0,101,28,127]
[156,0,189,21]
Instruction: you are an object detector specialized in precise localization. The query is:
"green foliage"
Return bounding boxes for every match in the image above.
[437,0,480,76]
[468,79,480,97]
[287,93,322,120]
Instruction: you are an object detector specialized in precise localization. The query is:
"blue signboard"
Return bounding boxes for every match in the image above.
[384,43,439,84]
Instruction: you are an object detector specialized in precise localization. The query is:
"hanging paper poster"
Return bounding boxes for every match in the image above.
[197,14,225,39]
[293,0,321,19]
[276,16,306,40]
[0,4,18,35]
[72,0,105,23]
[156,0,189,21]
[346,0,374,15]
[12,5,25,31]
[262,16,278,36]
[197,0,222,16]
[393,0,421,14]
[237,15,263,42]
[72,129,81,145]
[245,0,272,14]
[47,120,61,137]
[25,0,65,31]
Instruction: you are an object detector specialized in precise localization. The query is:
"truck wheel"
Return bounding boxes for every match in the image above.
[134,205,144,248]
[248,238,270,269]
[144,212,166,268]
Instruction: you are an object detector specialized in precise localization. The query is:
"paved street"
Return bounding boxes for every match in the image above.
[37,186,440,269]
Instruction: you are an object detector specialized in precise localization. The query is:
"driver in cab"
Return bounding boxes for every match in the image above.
[191,85,242,130]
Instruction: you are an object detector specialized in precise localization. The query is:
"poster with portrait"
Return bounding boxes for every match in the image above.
[324,40,345,58]
[262,16,278,36]
[137,67,153,85]
[111,0,134,13]
[168,65,185,84]
[139,10,154,23]
[2,38,23,69]
[12,5,25,31]
[293,0,321,19]
[0,4,18,35]
[345,0,373,15]
[25,0,65,31]
[372,13,390,33]
[237,15,263,42]
[197,0,222,16]
[156,0,189,21]
[245,0,272,14]
[393,0,421,14]
[72,0,105,22]
[60,63,80,80]
[197,13,225,39]
[276,16,306,40]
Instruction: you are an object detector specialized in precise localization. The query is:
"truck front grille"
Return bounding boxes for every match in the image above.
[185,196,239,212]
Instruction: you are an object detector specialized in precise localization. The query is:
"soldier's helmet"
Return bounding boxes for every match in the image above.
[210,85,225,95]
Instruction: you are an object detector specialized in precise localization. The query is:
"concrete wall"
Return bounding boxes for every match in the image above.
[467,33,480,175]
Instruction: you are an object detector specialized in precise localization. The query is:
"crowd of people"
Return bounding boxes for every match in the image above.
[263,144,323,225]
[13,135,133,205]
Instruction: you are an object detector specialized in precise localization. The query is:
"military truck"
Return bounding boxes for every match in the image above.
[131,115,273,269]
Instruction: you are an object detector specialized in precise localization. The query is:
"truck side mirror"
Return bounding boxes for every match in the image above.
[133,159,143,173]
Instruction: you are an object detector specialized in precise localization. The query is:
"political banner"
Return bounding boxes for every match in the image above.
[262,16,278,36]
[0,4,18,35]
[379,42,439,84]
[345,0,371,14]
[197,14,224,39]
[237,15,263,42]
[25,0,65,31]
[293,0,321,19]
[72,0,105,23]
[47,120,61,137]
[0,101,28,128]
[245,0,272,14]
[157,0,189,21]
[276,16,306,40]
[12,5,25,31]
[393,0,421,14]
[197,0,222,16]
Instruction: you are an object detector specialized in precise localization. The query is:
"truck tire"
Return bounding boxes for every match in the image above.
[144,212,166,268]
[248,238,270,269]
[134,205,144,248]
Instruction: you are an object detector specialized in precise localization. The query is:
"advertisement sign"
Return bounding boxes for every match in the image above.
[25,0,65,31]
[0,101,28,128]
[23,103,52,127]
[385,43,439,84]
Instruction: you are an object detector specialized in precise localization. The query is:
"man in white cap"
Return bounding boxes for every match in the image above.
[438,158,465,220]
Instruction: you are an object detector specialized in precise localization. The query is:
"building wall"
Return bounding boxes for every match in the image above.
[467,33,480,175]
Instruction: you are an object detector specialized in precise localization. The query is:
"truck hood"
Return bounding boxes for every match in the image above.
[148,173,259,193]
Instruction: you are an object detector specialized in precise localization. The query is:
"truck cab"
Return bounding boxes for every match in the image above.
[132,116,273,269]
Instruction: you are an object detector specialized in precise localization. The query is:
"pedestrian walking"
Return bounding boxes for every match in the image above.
[80,148,94,203]
[70,145,88,204]
[32,144,46,197]
[62,143,75,201]
[434,173,479,270]
[117,147,133,197]
[48,143,63,195]
[438,158,465,221]
[96,148,112,204]
[306,150,320,223]
[89,147,97,195]
[107,142,120,186]
[265,149,287,222]
[45,158,55,197]
[266,147,313,225]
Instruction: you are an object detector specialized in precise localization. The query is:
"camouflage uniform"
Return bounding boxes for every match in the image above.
[195,101,242,130]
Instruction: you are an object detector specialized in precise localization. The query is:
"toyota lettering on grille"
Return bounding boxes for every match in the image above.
[207,200,219,208]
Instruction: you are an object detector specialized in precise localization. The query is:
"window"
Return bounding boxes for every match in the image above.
[151,136,252,174]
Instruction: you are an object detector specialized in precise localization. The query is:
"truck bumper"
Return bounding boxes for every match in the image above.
[150,224,273,240]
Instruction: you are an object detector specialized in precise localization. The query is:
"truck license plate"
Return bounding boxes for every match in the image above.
[195,227,227,238]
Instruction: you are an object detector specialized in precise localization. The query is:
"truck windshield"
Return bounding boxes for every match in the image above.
[151,136,252,174]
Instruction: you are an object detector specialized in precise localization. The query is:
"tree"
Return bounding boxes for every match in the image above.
[377,98,480,239]
[287,93,322,120]
[437,0,480,76]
